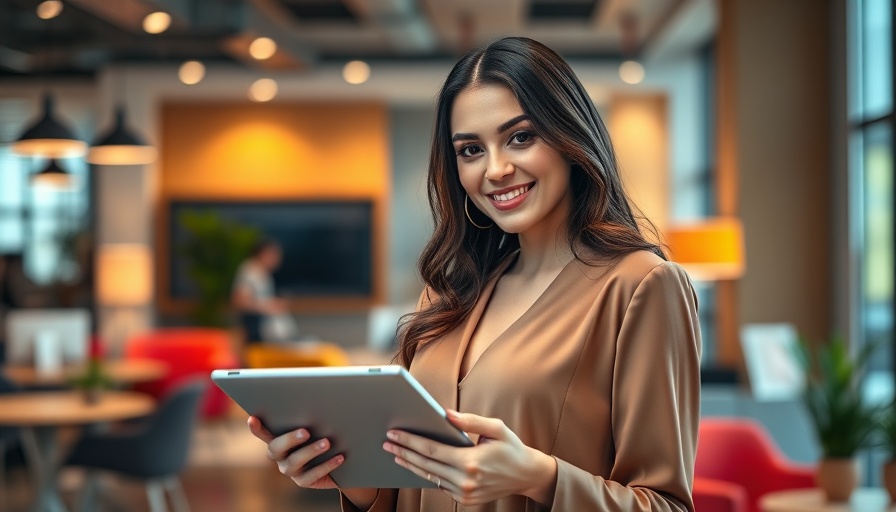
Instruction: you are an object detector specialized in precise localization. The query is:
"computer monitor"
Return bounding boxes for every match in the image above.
[5,308,91,365]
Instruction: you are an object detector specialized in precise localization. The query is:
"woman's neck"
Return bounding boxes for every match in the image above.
[512,196,575,278]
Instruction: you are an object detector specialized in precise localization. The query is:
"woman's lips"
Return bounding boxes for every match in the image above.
[487,183,534,211]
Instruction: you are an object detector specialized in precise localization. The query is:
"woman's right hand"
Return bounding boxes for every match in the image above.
[247,416,343,489]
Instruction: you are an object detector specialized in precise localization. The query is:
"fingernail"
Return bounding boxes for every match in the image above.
[334,455,344,464]
[296,429,307,440]
[383,442,391,452]
[394,456,404,466]
[387,431,397,441]
[318,440,328,450]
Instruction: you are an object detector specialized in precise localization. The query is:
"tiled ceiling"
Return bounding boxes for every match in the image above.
[0,0,700,76]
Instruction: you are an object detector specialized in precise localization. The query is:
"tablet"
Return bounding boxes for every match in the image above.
[211,366,473,488]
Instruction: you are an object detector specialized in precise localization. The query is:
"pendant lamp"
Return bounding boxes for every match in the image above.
[12,94,87,157]
[31,158,74,188]
[87,105,157,165]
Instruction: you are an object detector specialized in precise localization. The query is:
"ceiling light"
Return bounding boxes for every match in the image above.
[31,158,74,188]
[143,12,171,34]
[179,60,205,85]
[36,0,63,20]
[342,60,370,85]
[88,106,157,165]
[12,94,86,158]
[619,60,645,85]
[248,79,277,102]
[249,37,277,60]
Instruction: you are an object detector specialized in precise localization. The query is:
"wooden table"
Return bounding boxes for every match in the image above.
[0,390,155,512]
[760,488,894,512]
[2,359,169,387]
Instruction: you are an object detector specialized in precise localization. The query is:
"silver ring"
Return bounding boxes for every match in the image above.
[427,472,432,482]
[436,476,442,489]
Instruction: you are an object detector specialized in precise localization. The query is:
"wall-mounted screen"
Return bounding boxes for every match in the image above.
[168,200,373,299]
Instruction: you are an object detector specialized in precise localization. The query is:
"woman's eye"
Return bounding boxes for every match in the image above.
[458,145,483,157]
[510,131,534,145]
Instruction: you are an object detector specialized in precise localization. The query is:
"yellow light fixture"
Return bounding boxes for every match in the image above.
[31,158,75,188]
[249,37,277,60]
[179,60,205,85]
[36,0,63,20]
[143,11,171,34]
[96,244,153,306]
[88,106,157,165]
[342,60,370,85]
[665,218,745,281]
[248,78,277,102]
[619,60,645,85]
[12,94,86,158]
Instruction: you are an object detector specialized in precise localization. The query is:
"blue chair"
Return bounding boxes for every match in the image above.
[65,380,206,512]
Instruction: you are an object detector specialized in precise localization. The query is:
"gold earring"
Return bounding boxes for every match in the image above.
[465,195,493,229]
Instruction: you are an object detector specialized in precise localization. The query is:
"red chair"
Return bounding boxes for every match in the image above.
[693,418,816,512]
[124,328,239,419]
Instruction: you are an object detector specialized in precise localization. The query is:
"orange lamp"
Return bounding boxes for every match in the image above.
[665,218,745,281]
[96,244,153,306]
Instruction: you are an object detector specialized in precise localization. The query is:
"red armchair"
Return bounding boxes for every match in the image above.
[124,328,239,419]
[693,418,816,512]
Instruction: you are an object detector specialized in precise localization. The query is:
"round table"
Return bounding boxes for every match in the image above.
[0,390,155,512]
[760,488,894,512]
[2,359,169,387]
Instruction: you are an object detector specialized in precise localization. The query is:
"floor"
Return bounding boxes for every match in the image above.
[1,417,344,512]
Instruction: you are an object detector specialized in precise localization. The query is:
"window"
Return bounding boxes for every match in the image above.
[850,0,894,381]
[0,98,92,286]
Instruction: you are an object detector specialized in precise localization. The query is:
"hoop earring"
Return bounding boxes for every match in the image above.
[464,195,493,229]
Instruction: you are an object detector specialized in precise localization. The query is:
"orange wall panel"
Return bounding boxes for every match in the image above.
[160,102,389,198]
[156,102,390,311]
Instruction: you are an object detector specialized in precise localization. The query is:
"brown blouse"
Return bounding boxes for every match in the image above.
[342,250,702,511]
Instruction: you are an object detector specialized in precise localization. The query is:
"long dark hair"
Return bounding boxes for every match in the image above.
[397,37,664,367]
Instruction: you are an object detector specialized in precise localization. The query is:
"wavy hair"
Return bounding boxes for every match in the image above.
[397,37,664,367]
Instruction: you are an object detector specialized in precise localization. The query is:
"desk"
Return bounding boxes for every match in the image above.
[760,488,894,512]
[2,359,169,388]
[0,391,155,512]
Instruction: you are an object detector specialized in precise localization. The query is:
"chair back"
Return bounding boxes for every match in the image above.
[137,379,206,477]
[696,418,815,512]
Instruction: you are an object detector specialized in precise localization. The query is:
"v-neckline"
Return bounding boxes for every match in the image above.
[455,252,578,387]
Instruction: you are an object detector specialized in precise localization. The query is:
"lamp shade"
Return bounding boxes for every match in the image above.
[96,244,153,306]
[665,218,745,281]
[12,94,87,157]
[87,106,157,165]
[31,158,74,188]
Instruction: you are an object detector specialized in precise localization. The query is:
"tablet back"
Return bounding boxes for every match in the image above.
[212,366,473,488]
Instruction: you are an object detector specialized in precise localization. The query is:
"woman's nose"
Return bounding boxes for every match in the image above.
[485,154,514,181]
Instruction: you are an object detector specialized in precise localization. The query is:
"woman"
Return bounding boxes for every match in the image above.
[249,37,701,512]
[231,238,290,343]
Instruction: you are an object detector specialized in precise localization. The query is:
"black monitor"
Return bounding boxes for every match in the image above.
[168,200,373,299]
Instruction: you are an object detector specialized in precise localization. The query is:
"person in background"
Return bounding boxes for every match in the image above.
[249,37,701,512]
[231,238,288,344]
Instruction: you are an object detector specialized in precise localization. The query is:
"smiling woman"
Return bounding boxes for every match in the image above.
[247,37,702,512]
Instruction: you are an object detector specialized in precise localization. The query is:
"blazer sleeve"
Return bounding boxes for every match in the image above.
[549,262,702,511]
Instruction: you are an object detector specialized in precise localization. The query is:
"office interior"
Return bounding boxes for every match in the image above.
[0,0,893,511]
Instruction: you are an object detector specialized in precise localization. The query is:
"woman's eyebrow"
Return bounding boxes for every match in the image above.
[451,114,531,143]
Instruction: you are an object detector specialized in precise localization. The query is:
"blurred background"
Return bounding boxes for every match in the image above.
[0,0,893,511]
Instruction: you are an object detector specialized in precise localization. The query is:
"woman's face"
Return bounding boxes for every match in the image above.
[451,84,571,237]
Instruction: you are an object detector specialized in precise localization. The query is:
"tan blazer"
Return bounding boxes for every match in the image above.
[343,250,701,512]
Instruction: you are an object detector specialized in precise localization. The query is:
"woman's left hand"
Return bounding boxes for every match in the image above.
[383,409,557,506]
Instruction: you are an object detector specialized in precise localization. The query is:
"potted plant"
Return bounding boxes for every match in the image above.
[71,336,113,404]
[798,336,880,502]
[178,211,259,327]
